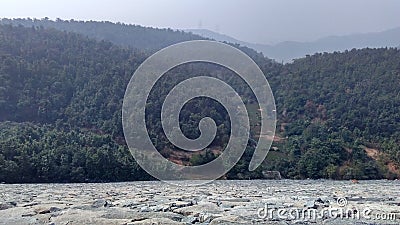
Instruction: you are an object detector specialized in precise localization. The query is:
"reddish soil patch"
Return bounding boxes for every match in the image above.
[273,135,285,142]
[162,148,222,166]
[387,162,400,175]
[364,147,380,160]
[363,147,400,177]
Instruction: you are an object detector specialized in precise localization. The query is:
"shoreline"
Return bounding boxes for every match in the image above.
[1,180,399,224]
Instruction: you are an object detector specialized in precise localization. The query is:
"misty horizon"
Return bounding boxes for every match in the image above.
[1,0,399,45]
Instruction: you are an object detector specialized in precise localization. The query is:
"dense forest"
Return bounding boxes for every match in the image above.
[0,18,204,53]
[268,49,400,179]
[0,19,399,183]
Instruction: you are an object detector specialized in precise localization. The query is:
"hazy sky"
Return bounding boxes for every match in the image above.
[1,0,399,44]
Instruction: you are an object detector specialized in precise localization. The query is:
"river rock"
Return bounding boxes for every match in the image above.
[0,180,398,225]
[0,202,16,210]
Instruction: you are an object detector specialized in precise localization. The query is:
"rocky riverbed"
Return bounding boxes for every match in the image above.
[0,180,399,225]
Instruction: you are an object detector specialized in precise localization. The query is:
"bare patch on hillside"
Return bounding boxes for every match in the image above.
[364,147,380,160]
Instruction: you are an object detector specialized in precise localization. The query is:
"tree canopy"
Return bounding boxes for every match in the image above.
[0,20,399,183]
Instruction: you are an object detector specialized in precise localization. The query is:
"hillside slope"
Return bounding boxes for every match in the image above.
[0,24,270,182]
[267,49,400,179]
[0,23,399,183]
[0,18,204,52]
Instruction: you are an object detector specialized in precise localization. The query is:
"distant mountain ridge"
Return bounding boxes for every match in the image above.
[185,28,400,62]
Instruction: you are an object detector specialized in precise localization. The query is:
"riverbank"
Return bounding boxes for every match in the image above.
[0,180,399,224]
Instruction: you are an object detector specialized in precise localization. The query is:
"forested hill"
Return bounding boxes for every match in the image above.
[0,18,270,67]
[267,49,400,179]
[0,24,152,182]
[0,18,204,53]
[0,23,399,183]
[0,23,272,183]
